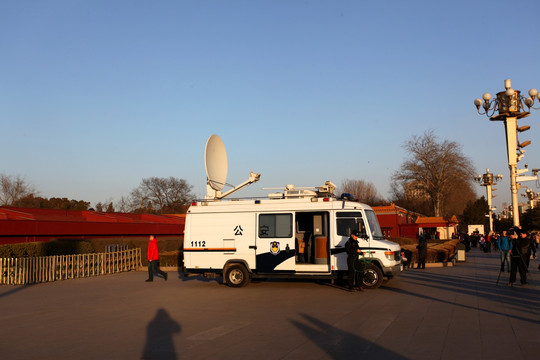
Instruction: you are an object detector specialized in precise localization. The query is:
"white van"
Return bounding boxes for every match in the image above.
[183,188,403,289]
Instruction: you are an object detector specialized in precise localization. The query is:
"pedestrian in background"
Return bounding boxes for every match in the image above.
[525,232,536,270]
[416,234,428,269]
[486,232,493,253]
[146,235,168,282]
[497,230,511,273]
[492,232,499,251]
[463,233,471,252]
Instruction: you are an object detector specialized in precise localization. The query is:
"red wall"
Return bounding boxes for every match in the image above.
[398,223,420,239]
[377,213,400,238]
[373,205,420,239]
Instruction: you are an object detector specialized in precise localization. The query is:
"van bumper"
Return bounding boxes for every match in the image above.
[383,263,403,278]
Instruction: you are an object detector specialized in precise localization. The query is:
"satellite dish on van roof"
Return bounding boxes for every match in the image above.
[205,134,228,191]
[203,134,261,200]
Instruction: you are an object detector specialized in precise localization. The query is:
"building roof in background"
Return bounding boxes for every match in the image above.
[0,207,185,223]
[0,207,185,243]
[415,216,459,226]
[372,203,424,217]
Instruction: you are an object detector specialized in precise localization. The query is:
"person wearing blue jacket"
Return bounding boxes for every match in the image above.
[497,230,512,272]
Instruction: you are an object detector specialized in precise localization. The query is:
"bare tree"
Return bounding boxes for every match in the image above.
[392,130,475,217]
[106,202,115,213]
[339,179,382,205]
[114,195,133,213]
[444,178,477,217]
[0,174,35,206]
[93,198,116,213]
[389,179,432,216]
[130,177,195,214]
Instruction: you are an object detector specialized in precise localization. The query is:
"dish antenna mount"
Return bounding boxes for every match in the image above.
[204,134,261,200]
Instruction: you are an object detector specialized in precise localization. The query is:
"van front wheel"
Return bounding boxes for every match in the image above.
[224,264,249,287]
[362,264,383,289]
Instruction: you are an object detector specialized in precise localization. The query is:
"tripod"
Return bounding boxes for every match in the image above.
[496,254,509,286]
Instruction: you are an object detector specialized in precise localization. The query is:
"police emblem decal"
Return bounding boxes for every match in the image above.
[270,241,280,255]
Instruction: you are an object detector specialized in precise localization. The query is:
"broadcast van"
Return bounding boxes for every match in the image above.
[183,184,403,288]
[182,135,402,288]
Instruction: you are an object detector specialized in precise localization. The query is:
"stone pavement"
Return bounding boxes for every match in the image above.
[0,249,538,360]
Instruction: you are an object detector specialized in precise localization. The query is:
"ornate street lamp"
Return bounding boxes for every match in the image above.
[474,79,539,227]
[521,187,540,210]
[474,169,503,233]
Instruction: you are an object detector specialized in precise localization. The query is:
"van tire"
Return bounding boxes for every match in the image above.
[362,264,383,289]
[224,264,249,287]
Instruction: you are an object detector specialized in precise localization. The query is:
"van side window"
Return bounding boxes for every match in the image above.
[259,214,292,238]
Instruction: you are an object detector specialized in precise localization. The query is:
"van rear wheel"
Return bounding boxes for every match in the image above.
[362,264,383,289]
[224,264,249,287]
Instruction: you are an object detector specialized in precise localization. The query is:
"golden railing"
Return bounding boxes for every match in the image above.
[0,248,142,285]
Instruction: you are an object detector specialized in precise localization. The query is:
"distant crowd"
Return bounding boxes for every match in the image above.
[460,229,538,286]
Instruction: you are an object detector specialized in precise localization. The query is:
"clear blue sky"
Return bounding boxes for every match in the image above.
[2,0,540,212]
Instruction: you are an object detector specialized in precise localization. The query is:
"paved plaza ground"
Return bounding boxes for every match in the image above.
[0,249,539,360]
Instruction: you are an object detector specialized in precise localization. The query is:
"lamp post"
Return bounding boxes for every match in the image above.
[474,79,539,227]
[522,188,540,210]
[474,169,502,233]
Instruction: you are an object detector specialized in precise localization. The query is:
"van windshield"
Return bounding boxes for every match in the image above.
[365,210,385,239]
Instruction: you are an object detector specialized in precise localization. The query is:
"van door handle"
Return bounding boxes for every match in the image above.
[249,245,257,250]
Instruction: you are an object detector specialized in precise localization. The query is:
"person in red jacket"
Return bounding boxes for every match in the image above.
[146,235,168,282]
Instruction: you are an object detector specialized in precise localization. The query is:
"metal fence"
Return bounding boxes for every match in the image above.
[105,244,129,252]
[0,248,142,285]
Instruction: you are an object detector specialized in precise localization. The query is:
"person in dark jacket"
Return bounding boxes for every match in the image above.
[416,234,428,269]
[508,230,530,286]
[146,235,168,282]
[346,231,364,292]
